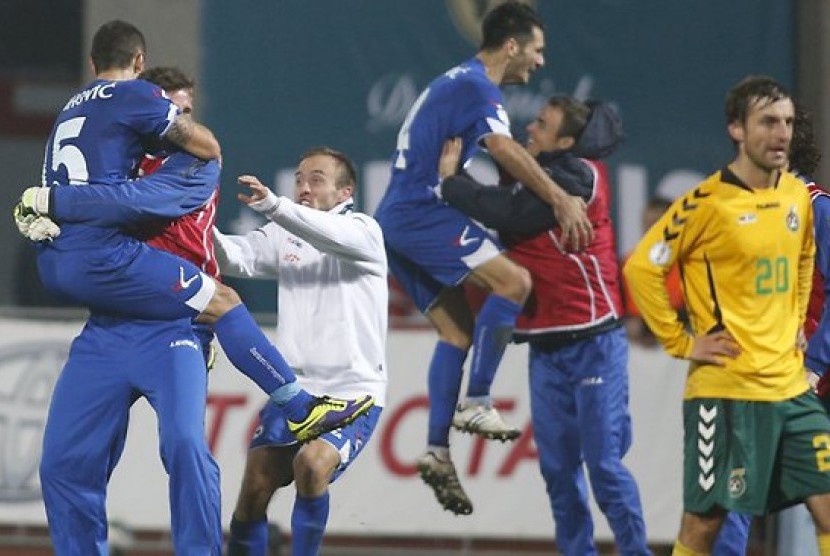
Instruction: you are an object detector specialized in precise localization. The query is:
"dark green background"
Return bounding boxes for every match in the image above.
[202,0,793,312]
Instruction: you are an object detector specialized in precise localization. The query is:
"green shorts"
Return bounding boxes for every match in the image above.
[683,392,830,515]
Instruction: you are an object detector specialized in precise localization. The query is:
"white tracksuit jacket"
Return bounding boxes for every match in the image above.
[214,197,388,406]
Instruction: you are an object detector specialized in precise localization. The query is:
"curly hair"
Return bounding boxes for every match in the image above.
[790,104,821,177]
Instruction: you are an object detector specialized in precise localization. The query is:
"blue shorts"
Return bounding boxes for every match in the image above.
[36,239,215,320]
[377,197,502,311]
[35,152,218,321]
[251,404,382,483]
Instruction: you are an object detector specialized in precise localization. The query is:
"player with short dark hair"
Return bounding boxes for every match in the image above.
[374,0,591,516]
[624,75,830,556]
[478,0,544,50]
[89,20,148,77]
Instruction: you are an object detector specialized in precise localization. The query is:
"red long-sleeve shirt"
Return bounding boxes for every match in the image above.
[134,155,221,279]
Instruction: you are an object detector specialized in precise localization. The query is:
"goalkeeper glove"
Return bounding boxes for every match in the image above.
[19,186,52,217]
[13,203,61,242]
[13,205,34,237]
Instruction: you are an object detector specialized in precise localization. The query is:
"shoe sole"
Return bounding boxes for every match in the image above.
[417,461,473,516]
[451,421,521,442]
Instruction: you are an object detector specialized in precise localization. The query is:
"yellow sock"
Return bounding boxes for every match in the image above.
[672,539,709,556]
[817,533,830,556]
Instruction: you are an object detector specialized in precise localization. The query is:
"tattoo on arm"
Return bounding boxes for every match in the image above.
[166,114,195,147]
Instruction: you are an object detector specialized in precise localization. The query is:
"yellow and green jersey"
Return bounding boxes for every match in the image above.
[624,168,814,401]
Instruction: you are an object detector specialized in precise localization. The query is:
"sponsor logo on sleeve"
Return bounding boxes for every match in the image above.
[648,241,672,266]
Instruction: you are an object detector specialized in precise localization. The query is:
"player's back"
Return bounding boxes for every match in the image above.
[380,58,507,206]
[42,78,177,247]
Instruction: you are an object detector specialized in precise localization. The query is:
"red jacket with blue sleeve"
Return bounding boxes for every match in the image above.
[804,180,830,376]
[135,155,221,278]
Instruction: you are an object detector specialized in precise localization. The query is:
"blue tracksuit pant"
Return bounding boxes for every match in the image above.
[39,316,221,555]
[529,327,651,556]
[713,512,752,555]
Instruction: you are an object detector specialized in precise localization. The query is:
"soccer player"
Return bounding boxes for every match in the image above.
[374,0,592,515]
[440,97,651,555]
[25,62,223,552]
[218,148,387,556]
[17,21,370,554]
[623,75,830,556]
[18,20,372,437]
[712,102,830,556]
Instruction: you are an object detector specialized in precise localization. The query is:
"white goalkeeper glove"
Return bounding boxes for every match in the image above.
[14,186,60,241]
[14,207,61,241]
[19,186,52,216]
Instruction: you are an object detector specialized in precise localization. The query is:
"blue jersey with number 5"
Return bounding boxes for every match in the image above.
[379,57,512,206]
[41,78,178,245]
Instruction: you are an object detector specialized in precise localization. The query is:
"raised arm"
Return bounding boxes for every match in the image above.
[237,175,386,275]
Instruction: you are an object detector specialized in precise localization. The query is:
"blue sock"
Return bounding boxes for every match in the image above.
[213,305,297,393]
[274,383,316,423]
[467,294,520,398]
[291,492,330,556]
[427,341,467,447]
[227,515,268,556]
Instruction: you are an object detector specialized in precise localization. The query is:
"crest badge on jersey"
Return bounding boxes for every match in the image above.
[728,468,747,498]
[785,205,799,231]
[648,241,672,266]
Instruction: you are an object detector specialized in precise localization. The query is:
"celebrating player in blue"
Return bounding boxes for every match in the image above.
[374,1,592,514]
[16,20,372,554]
